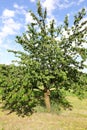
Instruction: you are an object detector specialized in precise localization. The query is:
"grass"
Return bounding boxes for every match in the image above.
[0,95,87,130]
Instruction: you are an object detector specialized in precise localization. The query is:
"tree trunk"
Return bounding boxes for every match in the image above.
[44,88,51,112]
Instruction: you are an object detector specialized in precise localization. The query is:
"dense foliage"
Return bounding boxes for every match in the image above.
[0,64,39,115]
[0,1,87,115]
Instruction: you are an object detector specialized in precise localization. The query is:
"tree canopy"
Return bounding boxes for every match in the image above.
[0,1,87,115]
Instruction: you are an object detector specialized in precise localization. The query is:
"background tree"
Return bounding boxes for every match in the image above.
[0,1,87,114]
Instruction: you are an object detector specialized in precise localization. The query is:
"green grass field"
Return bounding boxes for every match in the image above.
[0,95,87,130]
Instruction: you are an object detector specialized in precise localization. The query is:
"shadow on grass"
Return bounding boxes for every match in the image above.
[0,90,72,117]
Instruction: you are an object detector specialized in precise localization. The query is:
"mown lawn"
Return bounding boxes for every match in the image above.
[0,96,87,130]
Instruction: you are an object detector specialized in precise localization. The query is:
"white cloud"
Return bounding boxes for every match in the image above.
[14,3,19,9]
[13,3,26,10]
[30,0,36,2]
[0,7,22,48]
[0,4,28,64]
[78,0,85,5]
[2,18,21,33]
[2,9,15,18]
[42,0,57,16]
[41,0,75,16]
[0,18,21,45]
[13,3,33,24]
[57,1,75,9]
[41,0,75,23]
[25,12,34,24]
[64,0,69,2]
[2,9,21,35]
[13,3,27,17]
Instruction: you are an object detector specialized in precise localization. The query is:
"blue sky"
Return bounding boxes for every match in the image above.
[0,0,87,65]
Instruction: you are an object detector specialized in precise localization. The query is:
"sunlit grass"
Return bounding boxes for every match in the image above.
[0,95,87,130]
